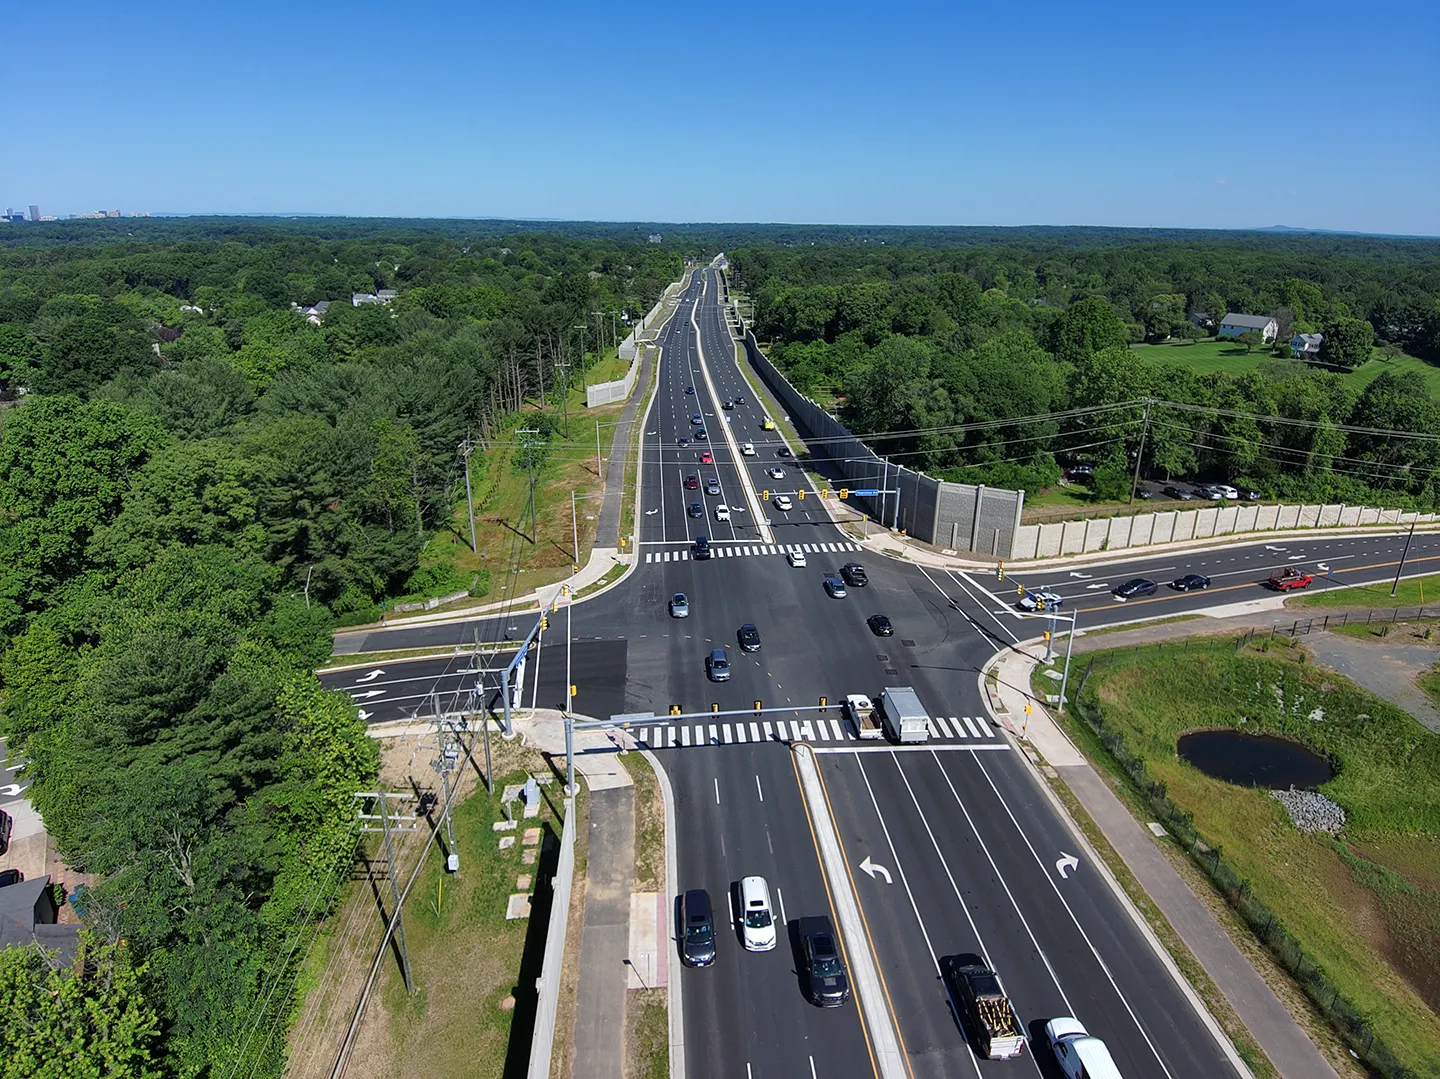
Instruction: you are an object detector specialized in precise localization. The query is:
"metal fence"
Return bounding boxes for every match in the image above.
[1270,607,1438,638]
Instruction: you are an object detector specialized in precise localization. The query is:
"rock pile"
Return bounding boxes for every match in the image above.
[1271,788,1346,834]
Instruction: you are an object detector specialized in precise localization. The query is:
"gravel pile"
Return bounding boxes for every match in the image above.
[1271,788,1346,834]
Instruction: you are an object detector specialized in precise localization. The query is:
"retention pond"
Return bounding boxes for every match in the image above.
[1176,730,1334,789]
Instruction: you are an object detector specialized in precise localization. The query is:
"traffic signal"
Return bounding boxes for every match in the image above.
[753,700,762,715]
[997,561,1005,581]
[840,488,849,499]
[762,489,769,500]
[670,704,682,716]
[821,489,829,499]
[1016,583,1024,596]
[798,489,805,500]
[711,702,720,713]
[541,616,549,631]
[819,696,828,713]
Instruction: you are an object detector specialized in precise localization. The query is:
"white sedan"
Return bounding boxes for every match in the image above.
[741,442,756,456]
[787,550,807,567]
[773,495,793,511]
[767,466,785,479]
[1018,588,1062,611]
[714,504,731,522]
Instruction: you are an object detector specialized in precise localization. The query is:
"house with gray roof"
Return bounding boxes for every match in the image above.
[0,875,79,964]
[1219,313,1279,342]
[1289,332,1324,357]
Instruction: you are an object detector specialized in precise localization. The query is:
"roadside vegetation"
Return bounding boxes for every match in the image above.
[1289,571,1440,609]
[1069,637,1440,1078]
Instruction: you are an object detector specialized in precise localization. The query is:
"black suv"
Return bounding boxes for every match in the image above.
[738,624,762,652]
[680,889,716,967]
[841,562,869,587]
[800,919,851,1007]
[692,535,712,560]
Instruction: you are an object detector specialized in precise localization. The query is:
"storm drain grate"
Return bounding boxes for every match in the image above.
[884,668,900,675]
[900,639,916,647]
[875,654,889,662]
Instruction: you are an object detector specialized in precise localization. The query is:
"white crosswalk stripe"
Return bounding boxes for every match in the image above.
[640,541,858,566]
[961,715,983,737]
[933,716,954,737]
[626,714,1002,752]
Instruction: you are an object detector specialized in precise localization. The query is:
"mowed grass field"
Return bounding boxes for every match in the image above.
[1133,339,1440,399]
[1082,639,1440,1077]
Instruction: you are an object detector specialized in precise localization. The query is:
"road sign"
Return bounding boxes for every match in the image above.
[853,488,880,496]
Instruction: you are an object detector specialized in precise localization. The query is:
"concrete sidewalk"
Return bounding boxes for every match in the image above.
[986,645,1340,1079]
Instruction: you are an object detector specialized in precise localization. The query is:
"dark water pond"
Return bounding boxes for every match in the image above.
[1177,730,1334,789]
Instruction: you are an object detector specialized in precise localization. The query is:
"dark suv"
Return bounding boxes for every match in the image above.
[692,535,712,561]
[800,919,851,1007]
[680,889,716,967]
[841,562,869,587]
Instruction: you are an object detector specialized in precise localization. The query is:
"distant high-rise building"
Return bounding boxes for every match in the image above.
[28,205,39,222]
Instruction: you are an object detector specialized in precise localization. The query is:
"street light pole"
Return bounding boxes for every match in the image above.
[1391,515,1418,596]
[572,491,580,571]
[1058,610,1079,714]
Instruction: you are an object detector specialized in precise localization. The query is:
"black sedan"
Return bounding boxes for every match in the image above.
[1162,486,1195,501]
[685,386,695,395]
[801,921,851,1007]
[867,614,894,637]
[738,623,762,652]
[688,502,703,518]
[1113,578,1158,598]
[776,447,792,458]
[1171,573,1211,592]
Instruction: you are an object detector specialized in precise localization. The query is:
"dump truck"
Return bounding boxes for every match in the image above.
[878,686,928,744]
[1269,567,1313,591]
[944,957,1026,1060]
[845,694,884,740]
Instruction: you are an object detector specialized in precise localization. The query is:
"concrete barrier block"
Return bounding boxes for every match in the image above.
[1235,505,1259,533]
[1175,510,1198,541]
[1256,504,1280,530]
[1153,512,1175,544]
[1338,505,1359,526]
[1108,515,1134,549]
[1357,507,1380,525]
[1083,518,1109,552]
[1130,513,1154,546]
[1061,519,1085,554]
[1013,524,1040,560]
[1276,505,1300,528]
[1298,505,1320,527]
[1038,523,1064,557]
[1319,504,1342,527]
[1193,507,1217,537]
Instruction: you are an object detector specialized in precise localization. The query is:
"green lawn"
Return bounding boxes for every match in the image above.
[1077,640,1440,1077]
[1133,340,1440,400]
[1288,572,1440,609]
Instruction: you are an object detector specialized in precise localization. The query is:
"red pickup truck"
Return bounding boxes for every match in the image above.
[1269,568,1314,591]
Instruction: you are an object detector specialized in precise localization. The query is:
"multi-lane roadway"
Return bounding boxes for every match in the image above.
[319,264,1438,1078]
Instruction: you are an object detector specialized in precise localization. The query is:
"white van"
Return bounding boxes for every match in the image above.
[738,876,777,951]
[1045,1017,1124,1079]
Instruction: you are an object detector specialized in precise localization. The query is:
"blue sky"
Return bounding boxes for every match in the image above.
[5,0,1437,233]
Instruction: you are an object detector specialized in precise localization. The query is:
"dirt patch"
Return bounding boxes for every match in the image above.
[624,988,668,1079]
[626,754,665,893]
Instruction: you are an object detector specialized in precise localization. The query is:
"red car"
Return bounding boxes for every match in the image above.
[1269,568,1313,591]
[700,451,713,464]
[685,474,699,490]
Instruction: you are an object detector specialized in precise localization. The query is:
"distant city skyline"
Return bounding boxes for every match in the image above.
[3,0,1437,235]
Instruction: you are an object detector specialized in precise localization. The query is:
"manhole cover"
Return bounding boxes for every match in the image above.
[885,668,899,675]
[901,638,916,646]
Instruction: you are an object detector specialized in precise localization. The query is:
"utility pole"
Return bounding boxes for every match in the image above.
[1129,399,1153,505]
[1058,610,1079,714]
[431,712,463,872]
[303,565,314,608]
[459,438,479,554]
[353,791,420,993]
[596,419,603,483]
[535,346,546,410]
[469,629,493,794]
[1391,515,1418,596]
[554,361,571,438]
[571,491,580,570]
[517,427,540,543]
[574,324,589,397]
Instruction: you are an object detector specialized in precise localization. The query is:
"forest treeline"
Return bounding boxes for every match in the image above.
[729,236,1440,503]
[0,220,680,1074]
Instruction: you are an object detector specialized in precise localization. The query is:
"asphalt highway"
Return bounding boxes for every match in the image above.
[318,263,1440,1078]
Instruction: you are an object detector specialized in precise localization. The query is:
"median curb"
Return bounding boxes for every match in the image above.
[641,748,685,1079]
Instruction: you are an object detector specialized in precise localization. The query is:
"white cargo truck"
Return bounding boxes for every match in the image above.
[845,694,884,740]
[878,687,929,744]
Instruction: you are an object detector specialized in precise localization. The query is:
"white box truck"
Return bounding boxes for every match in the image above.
[878,687,928,744]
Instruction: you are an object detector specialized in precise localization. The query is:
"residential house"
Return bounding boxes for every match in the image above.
[1218,313,1279,342]
[1289,332,1324,357]
[0,875,79,964]
[1189,311,1215,331]
[352,291,397,307]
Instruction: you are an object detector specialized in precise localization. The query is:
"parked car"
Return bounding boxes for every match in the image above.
[800,921,851,1007]
[714,504,730,522]
[670,593,690,617]
[1162,485,1194,501]
[680,889,716,967]
[1210,483,1239,500]
[738,624,762,652]
[1234,485,1262,501]
[692,535,712,560]
[773,494,793,511]
[788,550,807,568]
[741,442,756,455]
[0,869,21,888]
[767,466,785,479]
[1066,460,1096,476]
[1113,578,1158,598]
[841,563,869,587]
[867,614,894,636]
[1194,485,1224,500]
[688,501,703,518]
[707,648,731,682]
[824,576,848,598]
[1170,573,1211,592]
[1018,588,1062,611]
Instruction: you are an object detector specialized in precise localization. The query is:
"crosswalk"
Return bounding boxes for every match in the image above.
[617,714,1002,749]
[643,540,862,563]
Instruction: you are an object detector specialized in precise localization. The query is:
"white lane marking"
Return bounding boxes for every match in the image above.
[810,1057,818,1079]
[709,723,718,744]
[831,718,845,740]
[969,755,1178,1077]
[933,716,954,738]
[682,726,691,747]
[926,719,941,739]
[722,724,732,743]
[755,774,764,802]
[751,722,761,741]
[962,716,984,738]
[775,885,787,927]
[734,722,747,743]
[714,777,720,804]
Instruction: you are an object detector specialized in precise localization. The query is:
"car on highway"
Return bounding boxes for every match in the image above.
[688,501,703,518]
[1018,587,1062,611]
[776,447,792,457]
[705,477,721,495]
[1162,485,1194,500]
[680,889,716,967]
[841,562,869,587]
[1045,1017,1122,1079]
[692,536,711,560]
[767,466,785,479]
[734,395,746,404]
[714,504,730,521]
[707,648,731,682]
[867,614,894,636]
[691,414,703,425]
[738,624,762,652]
[800,922,851,1007]
[824,576,848,598]
[738,876,777,951]
[685,386,695,395]
[722,399,735,410]
[685,473,699,489]
[1113,577,1158,598]
[1270,567,1314,591]
[741,442,755,455]
[677,437,691,447]
[695,429,707,440]
[1171,573,1211,592]
[787,550,807,568]
[761,418,776,430]
[700,451,713,464]
[669,593,690,617]
[773,494,793,511]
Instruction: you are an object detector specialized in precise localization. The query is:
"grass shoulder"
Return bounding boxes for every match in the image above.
[1287,572,1440,610]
